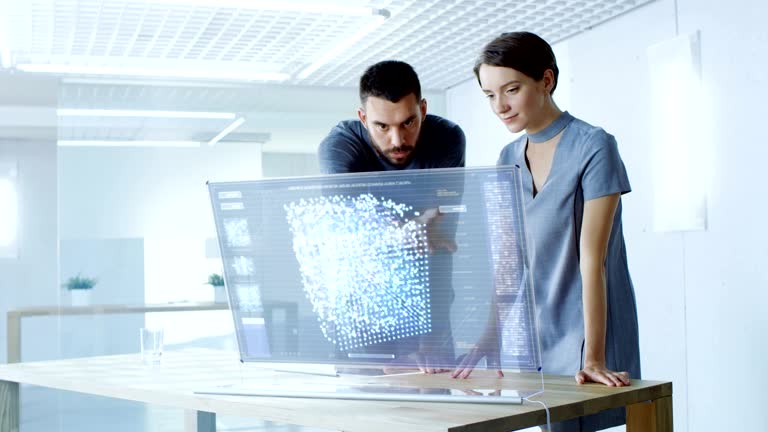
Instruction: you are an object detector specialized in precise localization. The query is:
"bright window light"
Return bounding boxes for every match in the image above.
[57,109,236,120]
[16,64,289,82]
[57,140,201,148]
[648,31,709,232]
[0,163,18,254]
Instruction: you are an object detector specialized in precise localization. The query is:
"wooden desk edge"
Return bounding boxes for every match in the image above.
[447,380,672,432]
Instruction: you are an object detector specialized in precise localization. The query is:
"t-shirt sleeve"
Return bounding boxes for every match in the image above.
[317,122,365,174]
[581,129,631,201]
[497,142,515,166]
[423,116,465,169]
[443,125,466,168]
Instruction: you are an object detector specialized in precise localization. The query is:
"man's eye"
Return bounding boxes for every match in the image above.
[404,119,414,127]
[377,124,388,130]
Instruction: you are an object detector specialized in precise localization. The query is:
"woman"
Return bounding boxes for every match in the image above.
[456,32,641,431]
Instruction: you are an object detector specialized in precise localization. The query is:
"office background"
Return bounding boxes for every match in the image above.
[0,0,765,431]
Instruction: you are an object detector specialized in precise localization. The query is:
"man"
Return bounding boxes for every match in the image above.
[318,60,465,173]
[318,61,466,374]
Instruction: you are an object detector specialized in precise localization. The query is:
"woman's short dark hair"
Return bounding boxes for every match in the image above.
[473,32,559,95]
[359,60,422,104]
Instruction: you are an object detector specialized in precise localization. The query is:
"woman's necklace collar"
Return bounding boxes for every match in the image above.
[527,111,573,143]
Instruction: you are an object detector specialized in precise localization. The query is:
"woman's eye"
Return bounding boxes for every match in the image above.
[485,93,495,99]
[506,87,519,94]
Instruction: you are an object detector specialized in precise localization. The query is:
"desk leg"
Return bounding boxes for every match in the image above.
[626,396,673,432]
[0,380,19,432]
[185,409,215,432]
[7,312,20,364]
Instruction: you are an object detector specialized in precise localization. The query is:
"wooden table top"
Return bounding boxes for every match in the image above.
[0,349,671,432]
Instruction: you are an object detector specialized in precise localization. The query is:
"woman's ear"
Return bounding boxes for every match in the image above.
[542,69,555,93]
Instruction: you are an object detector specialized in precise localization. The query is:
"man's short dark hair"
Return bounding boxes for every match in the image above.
[359,60,422,104]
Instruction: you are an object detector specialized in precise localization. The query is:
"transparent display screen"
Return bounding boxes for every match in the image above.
[208,166,541,373]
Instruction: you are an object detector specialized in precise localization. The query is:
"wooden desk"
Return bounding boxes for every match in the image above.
[6,302,230,363]
[0,349,671,432]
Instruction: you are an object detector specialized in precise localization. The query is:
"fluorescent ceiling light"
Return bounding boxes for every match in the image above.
[297,9,390,80]
[58,140,201,148]
[148,0,378,15]
[16,64,289,82]
[57,109,236,120]
[208,117,245,146]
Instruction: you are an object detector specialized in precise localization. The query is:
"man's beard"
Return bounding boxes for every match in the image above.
[368,133,417,166]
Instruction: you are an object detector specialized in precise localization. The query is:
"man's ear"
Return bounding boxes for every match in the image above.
[357,107,367,128]
[420,98,427,118]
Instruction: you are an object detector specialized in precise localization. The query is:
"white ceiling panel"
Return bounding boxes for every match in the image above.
[2,0,657,90]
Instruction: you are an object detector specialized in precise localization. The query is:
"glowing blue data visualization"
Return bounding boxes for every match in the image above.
[208,166,542,372]
[223,218,251,247]
[284,194,431,351]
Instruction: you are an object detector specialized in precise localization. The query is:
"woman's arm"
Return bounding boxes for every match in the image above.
[577,193,631,387]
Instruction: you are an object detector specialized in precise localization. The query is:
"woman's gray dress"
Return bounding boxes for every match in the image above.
[498,112,641,431]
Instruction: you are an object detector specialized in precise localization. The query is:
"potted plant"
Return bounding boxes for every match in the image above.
[206,273,227,303]
[64,273,97,306]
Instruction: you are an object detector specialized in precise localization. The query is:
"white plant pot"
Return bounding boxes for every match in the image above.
[70,289,92,307]
[214,285,228,303]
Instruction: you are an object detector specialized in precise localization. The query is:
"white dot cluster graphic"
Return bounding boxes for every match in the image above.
[284,193,431,351]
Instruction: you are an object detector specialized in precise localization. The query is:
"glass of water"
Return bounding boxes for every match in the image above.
[139,327,164,365]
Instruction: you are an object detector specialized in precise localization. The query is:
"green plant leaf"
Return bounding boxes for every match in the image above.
[207,273,225,287]
[64,273,97,290]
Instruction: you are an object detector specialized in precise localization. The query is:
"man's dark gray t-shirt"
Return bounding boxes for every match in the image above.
[317,113,465,365]
[318,114,466,173]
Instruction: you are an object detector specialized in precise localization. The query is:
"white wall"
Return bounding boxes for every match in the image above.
[445,0,768,430]
[674,0,768,430]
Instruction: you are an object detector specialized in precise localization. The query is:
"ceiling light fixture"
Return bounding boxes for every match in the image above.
[16,64,289,82]
[58,140,201,148]
[297,8,390,80]
[57,108,236,120]
[149,0,380,16]
[208,117,246,146]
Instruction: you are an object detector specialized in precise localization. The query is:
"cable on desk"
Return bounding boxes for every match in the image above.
[522,397,551,431]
